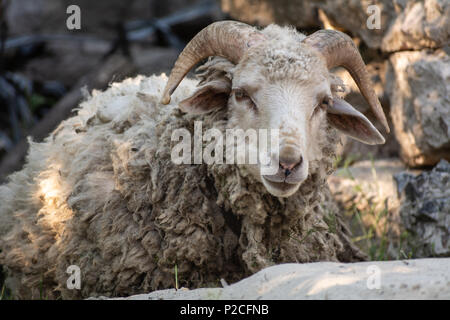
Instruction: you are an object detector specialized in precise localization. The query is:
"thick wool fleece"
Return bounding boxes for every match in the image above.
[0,71,363,299]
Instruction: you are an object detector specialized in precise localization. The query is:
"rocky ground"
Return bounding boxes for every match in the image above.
[96,258,450,300]
[329,159,449,260]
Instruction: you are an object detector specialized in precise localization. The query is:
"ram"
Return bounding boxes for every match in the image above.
[0,21,389,299]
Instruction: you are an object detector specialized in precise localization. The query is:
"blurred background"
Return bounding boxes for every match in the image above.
[0,0,448,261]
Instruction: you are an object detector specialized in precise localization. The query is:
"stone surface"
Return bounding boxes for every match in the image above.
[221,0,319,28]
[328,159,415,259]
[382,0,450,52]
[316,0,397,49]
[221,0,449,51]
[22,41,110,88]
[5,0,64,36]
[6,0,160,37]
[318,0,449,51]
[22,43,179,88]
[97,258,450,299]
[394,159,450,257]
[329,159,407,225]
[388,49,450,167]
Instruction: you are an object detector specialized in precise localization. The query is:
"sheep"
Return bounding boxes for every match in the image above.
[0,21,389,299]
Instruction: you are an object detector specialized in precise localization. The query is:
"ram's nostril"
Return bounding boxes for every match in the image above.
[279,162,295,171]
[279,157,303,177]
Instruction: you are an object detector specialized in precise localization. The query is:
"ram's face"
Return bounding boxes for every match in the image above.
[172,23,387,199]
[228,50,331,197]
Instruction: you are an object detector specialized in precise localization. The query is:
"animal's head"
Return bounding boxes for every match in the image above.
[161,21,389,197]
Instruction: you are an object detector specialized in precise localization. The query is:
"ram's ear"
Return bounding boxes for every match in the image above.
[178,78,231,114]
[327,98,385,145]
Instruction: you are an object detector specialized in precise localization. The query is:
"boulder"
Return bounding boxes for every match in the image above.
[316,0,397,49]
[22,41,110,88]
[22,43,179,88]
[221,0,319,28]
[329,159,406,223]
[382,0,450,52]
[98,258,450,299]
[328,159,414,259]
[387,49,450,167]
[221,0,449,51]
[394,159,450,257]
[6,0,156,37]
[317,0,449,51]
[5,0,65,36]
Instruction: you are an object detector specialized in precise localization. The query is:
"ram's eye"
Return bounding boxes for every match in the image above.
[311,96,331,119]
[321,96,331,107]
[234,89,257,111]
[234,89,249,100]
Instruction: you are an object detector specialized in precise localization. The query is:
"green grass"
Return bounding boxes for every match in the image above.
[28,93,57,112]
[323,209,338,235]
[346,175,414,260]
[1,282,5,300]
[348,204,414,261]
[350,192,391,260]
[0,270,52,300]
[0,282,12,300]
[289,227,318,246]
[333,153,418,261]
[0,265,12,300]
[39,275,47,300]
[0,265,5,299]
[333,153,361,174]
[174,265,179,290]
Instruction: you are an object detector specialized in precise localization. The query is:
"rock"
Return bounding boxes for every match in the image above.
[96,258,450,299]
[317,0,397,49]
[328,159,416,259]
[319,0,449,51]
[221,0,319,28]
[5,0,64,36]
[388,49,450,167]
[329,159,407,219]
[6,0,154,37]
[130,46,179,76]
[221,0,396,48]
[394,159,450,257]
[382,0,450,52]
[221,0,449,52]
[22,41,110,88]
[21,42,178,91]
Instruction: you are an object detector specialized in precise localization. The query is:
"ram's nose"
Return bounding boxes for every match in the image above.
[279,156,303,177]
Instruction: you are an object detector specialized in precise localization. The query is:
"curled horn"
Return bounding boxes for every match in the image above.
[160,21,265,105]
[303,30,390,132]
